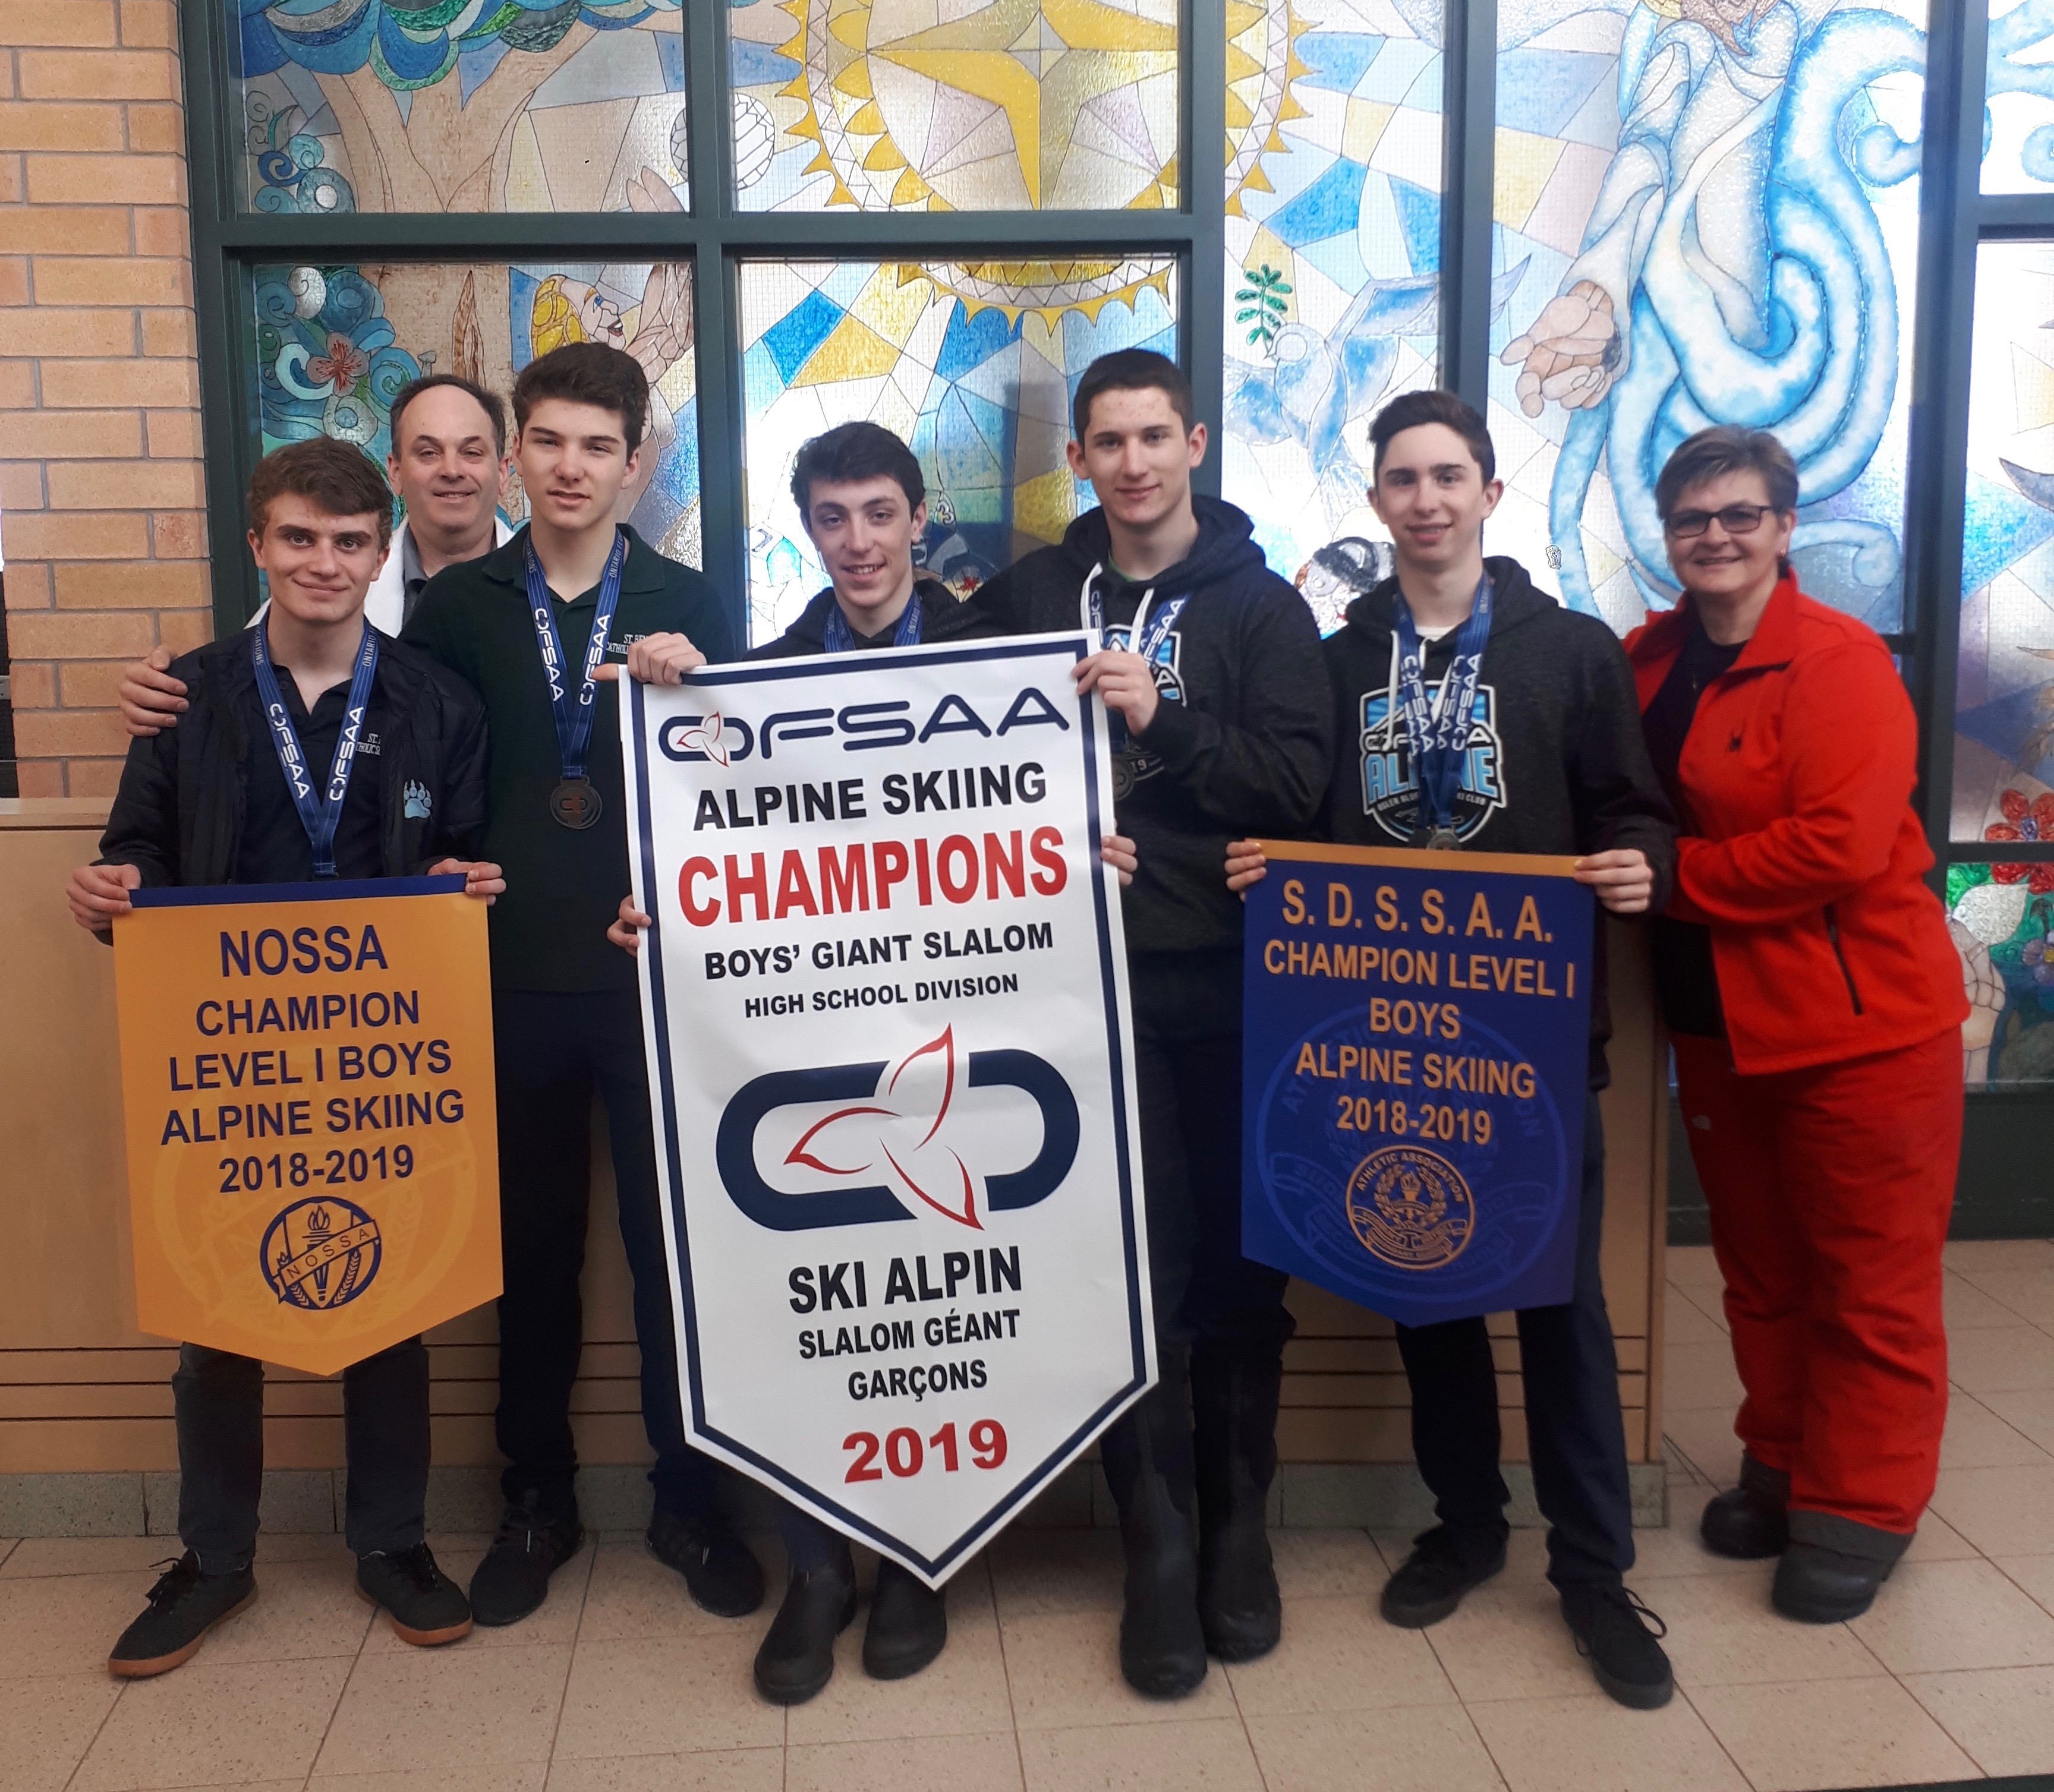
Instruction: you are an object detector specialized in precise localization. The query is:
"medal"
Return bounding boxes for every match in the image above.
[549,778,602,829]
[1393,575,1493,851]
[823,587,924,654]
[1111,754,1138,801]
[250,618,380,879]
[523,528,628,831]
[1079,565,1188,758]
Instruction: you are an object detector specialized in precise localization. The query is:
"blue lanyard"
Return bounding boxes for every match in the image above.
[522,527,628,783]
[822,588,923,654]
[1393,575,1493,838]
[250,619,380,879]
[1082,567,1187,752]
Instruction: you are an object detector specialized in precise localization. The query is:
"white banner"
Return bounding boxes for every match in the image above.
[621,633,1154,1585]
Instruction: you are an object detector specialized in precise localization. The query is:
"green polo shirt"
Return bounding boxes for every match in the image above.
[404,524,735,993]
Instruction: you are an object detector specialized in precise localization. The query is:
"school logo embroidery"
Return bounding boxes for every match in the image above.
[1344,1146,1475,1271]
[1357,684,1507,844]
[1104,600,1187,791]
[402,780,431,819]
[358,732,382,756]
[260,1198,382,1310]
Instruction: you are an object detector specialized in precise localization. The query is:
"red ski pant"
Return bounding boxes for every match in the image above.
[1671,1028,1961,1535]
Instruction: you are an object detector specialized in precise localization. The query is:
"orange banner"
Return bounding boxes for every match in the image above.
[112,876,500,1375]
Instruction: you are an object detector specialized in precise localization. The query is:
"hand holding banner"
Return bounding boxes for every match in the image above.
[622,635,1153,1586]
[113,877,501,1375]
[1241,844,1595,1327]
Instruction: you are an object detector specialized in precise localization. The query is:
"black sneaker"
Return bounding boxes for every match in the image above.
[468,1497,584,1627]
[863,1558,947,1681]
[107,1553,256,1679]
[1560,1582,1674,1709]
[357,1542,472,1646]
[754,1564,858,1705]
[647,1511,765,1618]
[1378,1525,1507,1629]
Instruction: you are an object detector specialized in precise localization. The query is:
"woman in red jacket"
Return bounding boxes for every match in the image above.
[1627,427,1967,1623]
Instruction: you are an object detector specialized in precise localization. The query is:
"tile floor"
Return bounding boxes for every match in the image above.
[8,1242,2054,1791]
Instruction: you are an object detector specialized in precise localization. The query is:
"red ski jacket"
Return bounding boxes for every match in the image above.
[1624,576,1966,1074]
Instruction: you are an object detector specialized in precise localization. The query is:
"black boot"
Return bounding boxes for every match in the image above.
[1100,1371,1208,1699]
[1773,1512,1911,1623]
[754,1559,858,1705]
[1190,1345,1282,1662]
[1700,1454,1790,1560]
[863,1557,948,1680]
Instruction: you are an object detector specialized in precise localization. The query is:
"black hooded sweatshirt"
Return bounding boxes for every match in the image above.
[750,576,963,660]
[933,496,1333,957]
[1321,555,1676,1083]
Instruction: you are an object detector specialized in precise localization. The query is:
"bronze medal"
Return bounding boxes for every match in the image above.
[1111,753,1138,801]
[550,778,602,830]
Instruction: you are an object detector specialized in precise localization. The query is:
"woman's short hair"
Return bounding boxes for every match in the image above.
[1655,426,1800,520]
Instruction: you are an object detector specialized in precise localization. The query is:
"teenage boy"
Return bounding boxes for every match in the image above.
[1226,389,1678,1709]
[611,418,1139,1703]
[930,348,1334,1698]
[66,437,502,1676]
[116,374,516,729]
[402,342,762,1627]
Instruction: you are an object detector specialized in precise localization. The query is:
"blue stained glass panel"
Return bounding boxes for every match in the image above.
[1985,0,2054,193]
[1487,0,1926,639]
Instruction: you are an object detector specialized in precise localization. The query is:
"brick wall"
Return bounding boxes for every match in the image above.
[1,0,209,798]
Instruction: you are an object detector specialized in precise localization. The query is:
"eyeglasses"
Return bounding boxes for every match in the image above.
[1665,503,1775,538]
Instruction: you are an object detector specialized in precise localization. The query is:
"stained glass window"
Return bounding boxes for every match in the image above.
[736,256,1176,642]
[1951,243,2054,853]
[1220,0,1442,629]
[252,260,701,564]
[1946,862,2054,1089]
[1487,0,1927,638]
[237,2,690,214]
[1985,0,2054,194]
[727,0,1179,212]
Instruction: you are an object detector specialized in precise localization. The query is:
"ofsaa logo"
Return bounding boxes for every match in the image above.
[715,1026,1078,1232]
[659,688,1069,766]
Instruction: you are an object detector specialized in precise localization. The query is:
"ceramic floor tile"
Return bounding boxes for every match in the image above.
[1664,1292,1728,1346]
[1930,1462,2054,1555]
[1946,1325,2054,1394]
[0,1672,122,1792]
[987,1531,1124,1620]
[544,1752,782,1791]
[1268,1527,1384,1600]
[997,1608,1237,1730]
[574,1542,770,1645]
[1224,1594,1456,1717]
[1628,1512,1766,1579]
[1688,1674,1979,1790]
[1994,1553,2054,1617]
[1904,1662,2054,1777]
[1850,1556,2054,1673]
[0,1569,172,1680]
[1466,1693,1749,1792]
[312,1771,549,1792]
[1416,1578,1593,1705]
[360,1542,591,1654]
[1980,1385,2054,1454]
[550,1635,783,1760]
[787,1730,1023,1792]
[1946,1272,2036,1330]
[0,1538,196,1580]
[1956,1266,2054,1325]
[1641,1572,1883,1687]
[1946,1238,2054,1275]
[203,1551,378,1665]
[1247,1704,1504,1792]
[1016,1716,1262,1791]
[785,1584,1013,1746]
[1664,1342,1749,1412]
[74,1654,353,1791]
[1662,1410,1744,1490]
[1942,1394,2053,1470]
[312,1643,572,1777]
[1904,1509,1983,1563]
[1668,1246,1726,1291]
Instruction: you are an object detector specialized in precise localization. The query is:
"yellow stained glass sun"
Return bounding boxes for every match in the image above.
[774,0,1181,212]
[1225,0,1309,219]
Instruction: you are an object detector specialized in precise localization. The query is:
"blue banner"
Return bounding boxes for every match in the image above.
[1241,844,1595,1327]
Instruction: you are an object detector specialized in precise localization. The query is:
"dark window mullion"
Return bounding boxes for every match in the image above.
[1186,0,1227,499]
[1440,0,1497,411]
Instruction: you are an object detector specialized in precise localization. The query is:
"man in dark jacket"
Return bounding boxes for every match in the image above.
[67,437,500,1679]
[924,349,1334,1699]
[1228,389,1678,1709]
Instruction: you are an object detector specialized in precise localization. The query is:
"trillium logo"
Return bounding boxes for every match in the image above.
[673,709,739,767]
[717,1026,1079,1232]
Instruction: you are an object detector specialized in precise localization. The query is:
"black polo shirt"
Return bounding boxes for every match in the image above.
[404,525,735,992]
[237,638,389,885]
